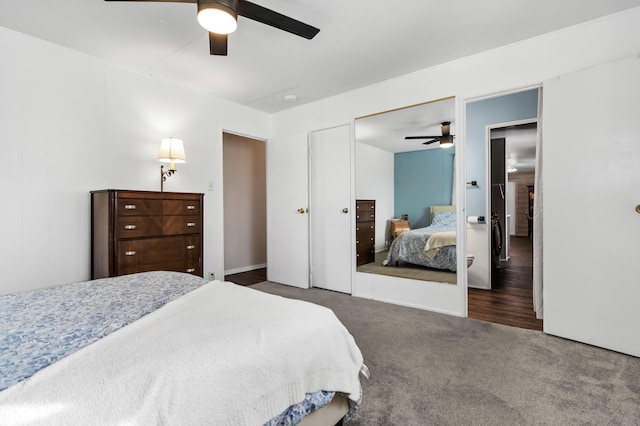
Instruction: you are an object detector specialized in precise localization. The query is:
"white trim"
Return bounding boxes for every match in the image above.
[456,96,468,316]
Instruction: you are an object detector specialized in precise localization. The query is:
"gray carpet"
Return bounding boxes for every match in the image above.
[356,250,456,284]
[251,281,640,425]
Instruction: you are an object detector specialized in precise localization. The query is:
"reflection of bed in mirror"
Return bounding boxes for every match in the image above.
[383,205,457,272]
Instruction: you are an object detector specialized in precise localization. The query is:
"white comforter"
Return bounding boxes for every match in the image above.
[0,281,364,425]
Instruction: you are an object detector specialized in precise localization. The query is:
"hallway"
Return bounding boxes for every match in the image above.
[468,236,543,331]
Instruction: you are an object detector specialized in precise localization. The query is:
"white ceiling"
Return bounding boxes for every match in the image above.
[355,98,539,174]
[1,0,639,113]
[355,97,456,154]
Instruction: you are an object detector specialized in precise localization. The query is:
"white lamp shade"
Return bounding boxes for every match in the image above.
[197,7,237,34]
[158,137,186,165]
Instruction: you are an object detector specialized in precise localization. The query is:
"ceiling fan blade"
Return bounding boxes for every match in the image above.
[209,32,228,55]
[238,0,320,39]
[405,136,439,140]
[422,139,439,145]
[104,0,196,3]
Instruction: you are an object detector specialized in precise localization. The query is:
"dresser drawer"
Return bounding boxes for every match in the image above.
[356,201,375,219]
[355,223,375,237]
[117,236,188,270]
[163,215,201,235]
[356,246,375,266]
[116,216,163,238]
[118,259,187,276]
[117,199,163,216]
[355,211,375,222]
[163,199,201,215]
[184,235,200,260]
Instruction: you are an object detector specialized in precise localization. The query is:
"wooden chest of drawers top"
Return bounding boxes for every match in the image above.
[116,196,201,217]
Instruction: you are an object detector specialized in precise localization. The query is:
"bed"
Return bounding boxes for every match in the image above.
[0,271,366,425]
[383,206,457,272]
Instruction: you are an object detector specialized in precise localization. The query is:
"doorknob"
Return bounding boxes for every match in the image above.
[342,208,349,213]
[636,204,640,214]
[297,208,306,214]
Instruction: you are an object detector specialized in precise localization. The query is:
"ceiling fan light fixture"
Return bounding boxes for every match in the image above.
[197,0,238,34]
[439,136,454,148]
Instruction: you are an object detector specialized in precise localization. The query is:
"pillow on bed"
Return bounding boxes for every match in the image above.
[431,211,456,227]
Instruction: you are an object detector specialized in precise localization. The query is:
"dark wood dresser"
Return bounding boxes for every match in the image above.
[91,190,204,279]
[355,199,375,266]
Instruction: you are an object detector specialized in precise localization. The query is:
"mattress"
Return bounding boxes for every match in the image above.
[0,271,364,425]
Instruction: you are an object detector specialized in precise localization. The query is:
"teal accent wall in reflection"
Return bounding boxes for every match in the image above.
[394,148,455,229]
[466,89,538,218]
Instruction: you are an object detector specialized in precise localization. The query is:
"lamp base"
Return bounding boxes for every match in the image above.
[160,165,177,192]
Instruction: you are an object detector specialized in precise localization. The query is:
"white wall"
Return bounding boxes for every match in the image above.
[270,7,640,316]
[0,27,269,294]
[355,142,393,251]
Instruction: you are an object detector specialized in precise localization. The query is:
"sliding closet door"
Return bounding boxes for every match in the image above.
[309,125,352,293]
[543,56,640,357]
[266,132,309,289]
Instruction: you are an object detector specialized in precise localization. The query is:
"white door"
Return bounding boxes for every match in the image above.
[309,125,352,293]
[266,132,309,288]
[543,56,640,357]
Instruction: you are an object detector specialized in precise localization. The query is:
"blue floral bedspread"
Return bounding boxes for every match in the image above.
[0,271,338,425]
[384,223,457,272]
[0,271,208,391]
[265,390,335,426]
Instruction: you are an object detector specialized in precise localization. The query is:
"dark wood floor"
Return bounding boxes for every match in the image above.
[468,236,543,331]
[228,242,542,331]
[225,268,267,286]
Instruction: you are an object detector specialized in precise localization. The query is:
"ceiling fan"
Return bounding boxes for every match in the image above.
[405,121,455,148]
[104,0,320,56]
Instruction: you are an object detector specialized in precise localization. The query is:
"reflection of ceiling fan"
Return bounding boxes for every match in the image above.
[405,121,455,148]
[105,0,320,56]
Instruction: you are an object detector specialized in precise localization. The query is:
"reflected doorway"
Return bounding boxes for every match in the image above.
[468,121,542,330]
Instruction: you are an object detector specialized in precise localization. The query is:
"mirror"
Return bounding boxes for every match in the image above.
[354,97,457,284]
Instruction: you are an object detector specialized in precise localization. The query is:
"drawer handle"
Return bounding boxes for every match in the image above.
[186,268,196,273]
[186,245,196,250]
[124,251,136,256]
[186,222,196,227]
[187,205,196,210]
[370,225,374,229]
[124,204,136,210]
[370,237,374,241]
[371,206,374,209]
[356,254,360,257]
[124,225,136,230]
[356,240,360,244]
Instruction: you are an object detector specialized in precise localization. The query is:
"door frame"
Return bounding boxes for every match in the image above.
[485,118,539,286]
[460,84,542,316]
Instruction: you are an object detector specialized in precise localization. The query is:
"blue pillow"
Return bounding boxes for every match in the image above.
[432,211,456,227]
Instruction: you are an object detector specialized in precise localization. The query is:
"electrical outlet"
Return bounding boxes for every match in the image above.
[209,272,215,280]
[207,181,215,191]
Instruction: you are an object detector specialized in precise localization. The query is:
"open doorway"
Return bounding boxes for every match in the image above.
[222,132,267,286]
[470,121,542,330]
[465,87,542,331]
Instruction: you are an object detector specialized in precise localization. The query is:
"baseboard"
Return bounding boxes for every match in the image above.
[225,263,267,275]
